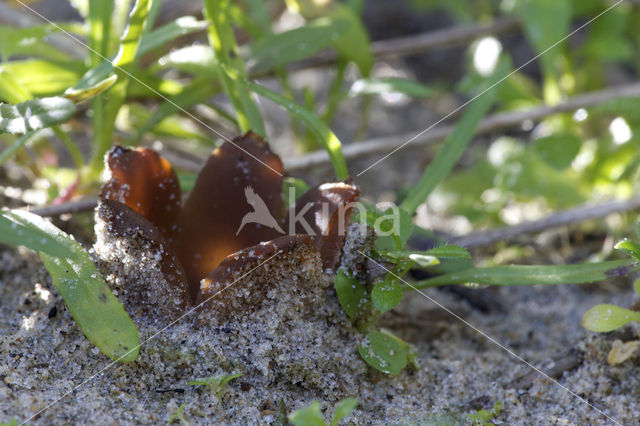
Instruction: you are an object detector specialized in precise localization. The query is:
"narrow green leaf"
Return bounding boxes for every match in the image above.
[289,401,326,426]
[615,239,640,263]
[244,18,349,74]
[516,0,570,103]
[411,260,635,290]
[0,209,139,362]
[372,275,404,313]
[0,60,85,98]
[0,132,36,166]
[71,60,116,95]
[125,78,218,144]
[204,0,265,135]
[424,245,471,259]
[582,304,640,333]
[114,0,151,68]
[634,278,640,297]
[0,68,32,104]
[382,247,469,266]
[334,270,367,319]
[64,74,118,103]
[400,58,510,215]
[330,398,359,426]
[0,23,80,61]
[138,16,209,54]
[358,330,407,375]
[329,5,373,76]
[0,209,77,258]
[41,253,140,362]
[349,77,434,98]
[246,80,348,180]
[0,97,76,135]
[89,0,152,173]
[88,0,113,66]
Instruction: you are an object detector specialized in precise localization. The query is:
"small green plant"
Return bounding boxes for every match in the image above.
[188,372,242,397]
[334,90,639,374]
[468,401,502,426]
[289,398,359,426]
[582,226,640,333]
[168,403,189,425]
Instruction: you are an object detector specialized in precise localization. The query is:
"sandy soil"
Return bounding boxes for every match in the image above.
[1,233,640,425]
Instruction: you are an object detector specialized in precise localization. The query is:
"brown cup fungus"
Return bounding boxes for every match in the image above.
[94,132,359,319]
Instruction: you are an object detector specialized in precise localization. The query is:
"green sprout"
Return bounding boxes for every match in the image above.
[188,372,243,397]
[582,224,640,333]
[289,398,359,426]
[468,401,502,425]
[168,403,189,425]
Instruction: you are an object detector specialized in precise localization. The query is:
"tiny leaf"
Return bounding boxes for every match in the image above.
[615,239,640,263]
[358,331,407,375]
[330,397,358,426]
[289,401,326,426]
[371,275,404,313]
[533,132,582,170]
[334,270,367,319]
[582,304,640,333]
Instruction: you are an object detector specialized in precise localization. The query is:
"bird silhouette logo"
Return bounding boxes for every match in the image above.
[236,186,285,235]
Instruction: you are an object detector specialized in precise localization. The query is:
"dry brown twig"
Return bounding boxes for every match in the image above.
[285,18,521,72]
[284,82,640,172]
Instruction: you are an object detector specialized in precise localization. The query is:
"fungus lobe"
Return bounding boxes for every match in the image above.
[98,132,359,309]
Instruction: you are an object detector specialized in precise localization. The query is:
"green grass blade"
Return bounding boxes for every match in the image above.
[0,209,140,362]
[244,18,349,74]
[114,0,150,68]
[138,17,209,54]
[400,59,510,215]
[0,132,36,166]
[89,0,152,173]
[246,80,348,180]
[88,0,114,67]
[410,260,635,290]
[203,0,265,135]
[125,77,219,145]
